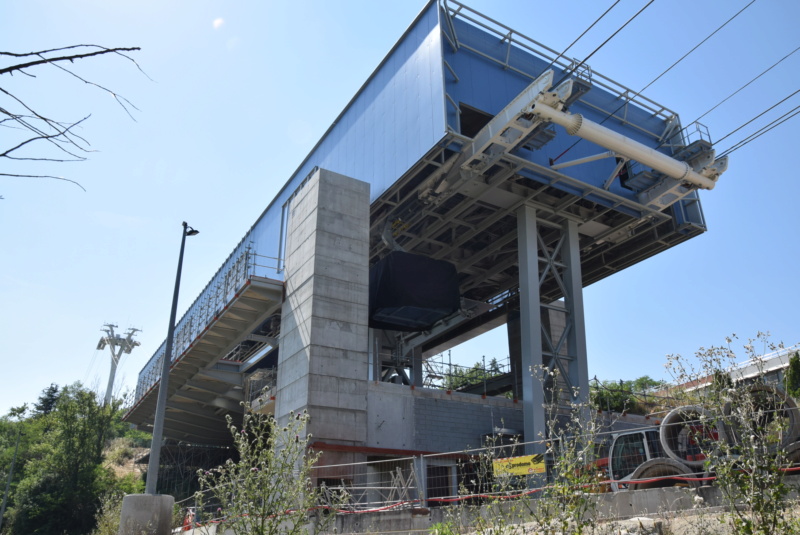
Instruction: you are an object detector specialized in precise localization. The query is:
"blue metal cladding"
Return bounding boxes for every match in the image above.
[136,1,703,392]
[136,1,448,387]
[442,15,676,205]
[245,0,446,273]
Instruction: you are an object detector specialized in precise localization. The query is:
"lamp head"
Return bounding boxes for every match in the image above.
[182,221,200,236]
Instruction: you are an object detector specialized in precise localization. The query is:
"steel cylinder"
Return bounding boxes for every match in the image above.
[660,406,727,468]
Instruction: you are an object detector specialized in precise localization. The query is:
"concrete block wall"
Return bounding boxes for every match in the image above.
[276,168,371,447]
[413,393,524,452]
[366,382,416,450]
[367,382,523,454]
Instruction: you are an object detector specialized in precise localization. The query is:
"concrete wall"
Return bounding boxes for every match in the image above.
[276,168,371,447]
[275,167,522,458]
[366,382,523,453]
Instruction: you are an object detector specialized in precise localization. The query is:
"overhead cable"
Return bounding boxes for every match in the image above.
[552,0,758,163]
[538,0,622,78]
[660,44,800,148]
[714,88,800,146]
[552,0,655,88]
[718,104,800,158]
[638,0,757,96]
[693,44,800,125]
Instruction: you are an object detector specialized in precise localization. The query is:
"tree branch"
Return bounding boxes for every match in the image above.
[0,172,87,191]
[1,45,144,192]
[0,46,141,76]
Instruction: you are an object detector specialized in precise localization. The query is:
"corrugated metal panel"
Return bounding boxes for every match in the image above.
[244,1,446,274]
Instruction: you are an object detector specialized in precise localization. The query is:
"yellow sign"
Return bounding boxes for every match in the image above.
[493,454,546,476]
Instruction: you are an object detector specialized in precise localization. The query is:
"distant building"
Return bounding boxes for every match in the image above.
[125,0,728,498]
[662,344,800,395]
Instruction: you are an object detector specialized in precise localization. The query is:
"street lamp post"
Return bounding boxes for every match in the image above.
[145,221,199,495]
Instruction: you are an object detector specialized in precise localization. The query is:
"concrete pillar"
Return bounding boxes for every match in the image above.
[276,168,370,447]
[516,204,546,454]
[118,494,174,535]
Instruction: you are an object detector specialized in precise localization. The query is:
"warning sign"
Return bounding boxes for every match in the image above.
[492,454,546,476]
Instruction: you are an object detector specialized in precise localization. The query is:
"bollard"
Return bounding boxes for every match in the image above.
[118,494,175,535]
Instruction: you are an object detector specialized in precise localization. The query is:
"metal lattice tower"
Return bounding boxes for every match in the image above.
[97,324,141,406]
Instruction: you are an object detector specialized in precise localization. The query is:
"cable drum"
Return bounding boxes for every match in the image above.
[660,406,727,469]
[722,384,800,449]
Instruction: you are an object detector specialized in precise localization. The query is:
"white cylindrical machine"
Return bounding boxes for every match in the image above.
[660,406,727,469]
[531,99,719,190]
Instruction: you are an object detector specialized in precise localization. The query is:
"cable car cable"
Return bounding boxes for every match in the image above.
[692,45,800,127]
[552,0,757,163]
[537,0,622,79]
[552,0,655,88]
[717,104,800,158]
[714,87,800,146]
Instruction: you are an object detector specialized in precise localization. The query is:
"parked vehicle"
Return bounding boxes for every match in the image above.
[607,385,800,492]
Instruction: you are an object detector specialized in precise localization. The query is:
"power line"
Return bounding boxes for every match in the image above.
[552,0,758,163]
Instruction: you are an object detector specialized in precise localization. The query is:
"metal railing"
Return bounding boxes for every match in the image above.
[132,247,281,405]
[441,0,679,133]
[245,368,278,406]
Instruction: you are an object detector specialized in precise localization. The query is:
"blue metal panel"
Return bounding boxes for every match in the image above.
[244,0,446,274]
[136,1,708,396]
[136,2,448,389]
[442,16,677,204]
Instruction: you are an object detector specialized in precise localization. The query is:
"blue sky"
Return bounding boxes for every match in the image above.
[2,0,799,415]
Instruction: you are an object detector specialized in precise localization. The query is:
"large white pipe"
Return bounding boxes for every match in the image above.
[532,100,718,190]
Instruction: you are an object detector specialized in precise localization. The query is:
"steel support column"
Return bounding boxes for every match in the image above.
[516,204,546,454]
[561,220,589,403]
[412,345,423,388]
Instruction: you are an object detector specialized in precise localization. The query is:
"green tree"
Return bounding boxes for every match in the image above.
[444,359,506,391]
[6,383,121,535]
[32,384,59,417]
[590,375,666,414]
[784,351,800,399]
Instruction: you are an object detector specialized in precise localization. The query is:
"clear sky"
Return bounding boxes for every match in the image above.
[2,0,799,415]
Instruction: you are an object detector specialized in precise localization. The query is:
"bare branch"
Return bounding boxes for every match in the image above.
[0,46,141,76]
[0,172,87,191]
[1,98,93,160]
[1,45,119,57]
[48,60,140,121]
[1,44,144,193]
